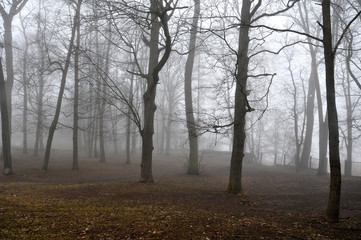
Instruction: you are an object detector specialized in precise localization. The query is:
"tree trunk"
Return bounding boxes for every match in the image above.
[140,0,172,182]
[0,59,13,175]
[126,68,135,164]
[21,23,29,154]
[315,58,328,176]
[300,61,316,169]
[34,5,45,157]
[42,0,82,171]
[184,0,200,175]
[228,0,251,194]
[140,88,157,182]
[2,18,14,138]
[344,67,352,177]
[165,108,172,155]
[322,0,341,222]
[318,114,329,175]
[73,9,81,170]
[344,38,357,177]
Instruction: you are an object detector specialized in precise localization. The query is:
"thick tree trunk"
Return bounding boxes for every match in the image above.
[2,18,14,137]
[322,0,341,222]
[140,88,157,183]
[227,0,251,194]
[140,0,172,182]
[184,0,200,175]
[42,0,82,171]
[0,59,13,175]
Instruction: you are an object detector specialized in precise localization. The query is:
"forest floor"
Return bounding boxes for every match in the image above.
[0,150,360,239]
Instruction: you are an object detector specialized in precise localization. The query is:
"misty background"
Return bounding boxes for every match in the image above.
[0,0,361,176]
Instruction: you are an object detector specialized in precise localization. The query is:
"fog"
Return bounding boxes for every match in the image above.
[0,0,360,172]
[0,1,361,236]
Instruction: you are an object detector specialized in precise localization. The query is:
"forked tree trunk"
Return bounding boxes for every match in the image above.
[184,0,200,175]
[0,1,29,151]
[140,0,172,182]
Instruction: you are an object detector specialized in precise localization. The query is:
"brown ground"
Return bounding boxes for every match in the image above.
[0,150,360,239]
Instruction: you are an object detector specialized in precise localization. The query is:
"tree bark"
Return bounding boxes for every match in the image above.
[140,0,172,182]
[20,17,29,154]
[228,0,251,194]
[0,59,13,175]
[34,2,45,157]
[315,59,328,176]
[0,0,29,150]
[126,66,135,164]
[322,0,341,222]
[300,61,316,169]
[344,38,357,177]
[184,0,200,175]
[73,7,81,170]
[42,0,82,171]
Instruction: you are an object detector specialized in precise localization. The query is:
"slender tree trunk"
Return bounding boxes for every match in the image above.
[34,7,45,157]
[73,9,81,170]
[344,71,352,177]
[21,28,29,154]
[184,0,200,175]
[322,0,341,222]
[131,122,137,154]
[315,59,328,176]
[42,0,82,171]
[0,59,13,175]
[228,0,251,194]
[300,61,316,169]
[344,39,356,177]
[318,113,329,175]
[126,68,134,164]
[165,108,172,155]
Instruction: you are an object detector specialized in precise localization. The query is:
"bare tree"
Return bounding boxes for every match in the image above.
[321,0,360,223]
[42,0,83,171]
[139,0,173,182]
[72,1,82,170]
[0,0,29,137]
[184,0,200,175]
[19,12,30,154]
[228,0,299,194]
